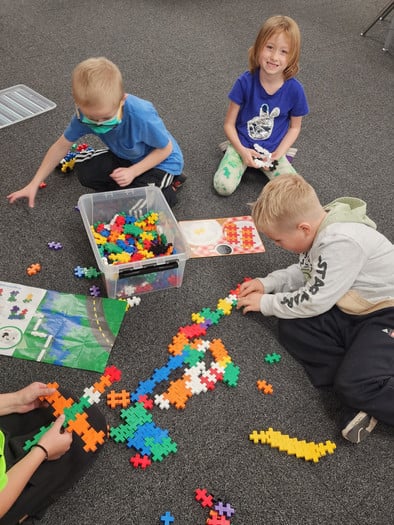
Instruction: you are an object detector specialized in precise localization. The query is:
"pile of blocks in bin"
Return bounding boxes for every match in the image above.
[78,185,189,298]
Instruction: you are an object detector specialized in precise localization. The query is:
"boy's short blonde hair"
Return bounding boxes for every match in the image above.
[248,15,301,80]
[252,174,322,231]
[72,57,124,108]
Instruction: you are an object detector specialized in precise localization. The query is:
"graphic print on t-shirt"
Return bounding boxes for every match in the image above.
[247,104,280,140]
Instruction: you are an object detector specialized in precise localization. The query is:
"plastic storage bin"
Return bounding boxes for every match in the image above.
[78,186,190,298]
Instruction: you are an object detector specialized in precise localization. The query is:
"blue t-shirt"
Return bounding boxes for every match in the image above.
[229,70,309,152]
[64,94,184,175]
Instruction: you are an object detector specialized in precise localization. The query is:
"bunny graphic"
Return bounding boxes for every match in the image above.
[247,104,280,140]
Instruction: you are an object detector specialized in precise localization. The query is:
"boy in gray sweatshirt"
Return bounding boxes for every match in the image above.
[238,174,394,443]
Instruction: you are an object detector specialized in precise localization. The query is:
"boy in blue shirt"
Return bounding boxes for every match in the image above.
[8,57,185,208]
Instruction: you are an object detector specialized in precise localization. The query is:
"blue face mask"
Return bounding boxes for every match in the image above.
[80,114,121,134]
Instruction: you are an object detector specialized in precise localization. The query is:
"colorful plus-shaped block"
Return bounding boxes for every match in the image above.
[160,511,175,524]
[264,352,281,364]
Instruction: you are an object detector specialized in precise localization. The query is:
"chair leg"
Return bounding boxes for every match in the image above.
[360,1,394,36]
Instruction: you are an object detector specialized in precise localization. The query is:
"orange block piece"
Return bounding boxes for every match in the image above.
[81,427,106,452]
[257,380,273,395]
[168,332,189,355]
[27,263,41,276]
[209,339,229,362]
[163,377,193,409]
[107,389,131,409]
[93,374,112,393]
[66,412,91,436]
[41,383,74,417]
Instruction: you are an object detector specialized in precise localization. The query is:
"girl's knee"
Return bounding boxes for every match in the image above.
[213,176,237,196]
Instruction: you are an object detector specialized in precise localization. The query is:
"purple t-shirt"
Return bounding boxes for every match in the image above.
[229,70,309,152]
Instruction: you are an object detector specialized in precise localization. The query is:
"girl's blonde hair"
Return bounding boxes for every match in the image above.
[248,15,301,80]
[72,57,124,108]
[252,174,322,231]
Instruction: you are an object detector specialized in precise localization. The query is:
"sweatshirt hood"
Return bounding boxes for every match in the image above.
[319,197,376,232]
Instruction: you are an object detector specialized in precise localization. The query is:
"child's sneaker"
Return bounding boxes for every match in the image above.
[341,411,378,443]
[172,173,187,191]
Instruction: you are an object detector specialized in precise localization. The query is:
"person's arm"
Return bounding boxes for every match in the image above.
[271,115,303,161]
[109,140,173,187]
[223,101,263,168]
[7,134,73,208]
[237,264,303,314]
[260,237,367,319]
[0,415,72,518]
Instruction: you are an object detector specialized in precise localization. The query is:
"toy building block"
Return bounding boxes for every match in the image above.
[25,367,121,454]
[264,352,281,364]
[80,425,106,452]
[214,501,235,519]
[206,512,231,525]
[27,263,41,276]
[249,427,336,463]
[23,424,53,452]
[130,453,152,469]
[160,511,175,524]
[47,241,63,250]
[195,488,214,508]
[138,395,154,410]
[107,390,131,409]
[222,361,240,387]
[73,265,86,278]
[89,285,101,297]
[126,295,141,308]
[257,379,273,394]
[104,365,122,382]
[249,430,267,444]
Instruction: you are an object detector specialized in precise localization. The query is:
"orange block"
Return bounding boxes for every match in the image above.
[163,377,193,409]
[209,339,229,362]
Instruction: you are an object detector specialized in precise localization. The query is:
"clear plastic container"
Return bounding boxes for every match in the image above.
[78,186,190,298]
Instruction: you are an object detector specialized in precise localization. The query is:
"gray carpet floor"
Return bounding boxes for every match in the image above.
[1,1,393,524]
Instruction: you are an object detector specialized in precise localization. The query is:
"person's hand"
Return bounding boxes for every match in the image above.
[7,182,39,208]
[110,166,137,187]
[236,292,263,314]
[238,278,264,298]
[240,147,270,168]
[38,415,73,460]
[13,383,56,414]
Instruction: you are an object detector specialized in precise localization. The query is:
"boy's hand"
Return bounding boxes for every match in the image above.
[237,292,263,314]
[110,166,138,187]
[7,183,38,208]
[238,278,264,298]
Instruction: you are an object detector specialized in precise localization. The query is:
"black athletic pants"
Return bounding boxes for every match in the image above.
[75,149,177,207]
[278,306,394,427]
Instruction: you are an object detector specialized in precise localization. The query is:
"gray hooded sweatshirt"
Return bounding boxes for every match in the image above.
[259,198,394,319]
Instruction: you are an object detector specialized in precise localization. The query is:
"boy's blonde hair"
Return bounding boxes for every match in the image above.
[252,174,323,231]
[248,15,301,80]
[72,57,124,108]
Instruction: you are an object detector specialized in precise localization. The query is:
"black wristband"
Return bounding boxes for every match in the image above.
[32,443,49,461]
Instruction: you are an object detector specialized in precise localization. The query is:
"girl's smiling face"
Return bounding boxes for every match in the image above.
[258,31,291,78]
